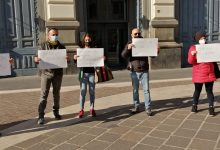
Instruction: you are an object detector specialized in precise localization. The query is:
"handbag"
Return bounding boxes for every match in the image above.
[214,62,220,79]
[95,65,114,83]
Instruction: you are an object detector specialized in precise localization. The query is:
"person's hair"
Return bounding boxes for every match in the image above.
[80,33,92,48]
[48,28,58,33]
[194,31,207,42]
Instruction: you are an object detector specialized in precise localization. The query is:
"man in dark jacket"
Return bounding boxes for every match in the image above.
[34,28,68,124]
[121,28,152,116]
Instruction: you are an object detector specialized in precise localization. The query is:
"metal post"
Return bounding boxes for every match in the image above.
[137,0,140,28]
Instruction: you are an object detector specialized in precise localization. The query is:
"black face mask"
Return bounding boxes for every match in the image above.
[85,41,92,46]
[134,35,142,38]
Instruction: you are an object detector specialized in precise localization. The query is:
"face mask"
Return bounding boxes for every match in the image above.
[199,39,206,44]
[85,41,92,46]
[50,35,59,42]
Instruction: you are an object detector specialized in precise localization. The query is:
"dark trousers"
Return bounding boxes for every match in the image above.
[38,73,63,118]
[193,82,214,107]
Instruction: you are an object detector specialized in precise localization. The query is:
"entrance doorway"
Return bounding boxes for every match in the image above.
[178,0,220,67]
[86,0,128,67]
[0,0,37,75]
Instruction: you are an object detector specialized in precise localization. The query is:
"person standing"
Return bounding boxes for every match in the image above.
[74,33,97,118]
[34,28,69,124]
[121,28,153,116]
[188,31,216,116]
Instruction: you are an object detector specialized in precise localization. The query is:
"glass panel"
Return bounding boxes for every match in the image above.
[87,0,127,21]
[109,0,125,20]
[87,0,97,20]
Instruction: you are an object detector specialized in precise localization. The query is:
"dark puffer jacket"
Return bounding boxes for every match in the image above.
[121,41,149,72]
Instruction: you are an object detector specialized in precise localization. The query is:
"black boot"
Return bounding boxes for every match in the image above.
[209,106,215,116]
[53,110,62,120]
[191,105,198,113]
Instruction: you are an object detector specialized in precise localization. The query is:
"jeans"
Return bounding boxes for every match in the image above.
[193,82,214,107]
[80,73,95,109]
[38,73,63,117]
[130,71,151,109]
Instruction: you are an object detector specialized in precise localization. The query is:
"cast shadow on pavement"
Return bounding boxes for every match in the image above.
[2,95,220,137]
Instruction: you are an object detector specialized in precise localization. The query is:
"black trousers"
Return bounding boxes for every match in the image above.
[193,82,214,107]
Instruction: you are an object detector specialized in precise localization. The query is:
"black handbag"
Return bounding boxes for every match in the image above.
[95,65,114,83]
[214,62,220,79]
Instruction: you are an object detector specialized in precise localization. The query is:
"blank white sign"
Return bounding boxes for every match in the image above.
[38,49,67,69]
[0,53,11,76]
[196,43,220,63]
[132,38,158,57]
[77,48,104,67]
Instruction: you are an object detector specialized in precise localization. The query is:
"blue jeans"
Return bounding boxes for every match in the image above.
[130,71,151,109]
[80,73,95,109]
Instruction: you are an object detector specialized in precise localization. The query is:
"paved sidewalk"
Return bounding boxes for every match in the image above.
[1,81,220,150]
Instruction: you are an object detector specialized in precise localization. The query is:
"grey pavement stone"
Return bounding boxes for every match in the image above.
[105,139,136,150]
[216,140,220,148]
[187,113,207,121]
[97,133,121,143]
[180,120,203,130]
[140,136,165,147]
[14,134,49,149]
[139,120,161,128]
[158,145,185,150]
[169,113,189,120]
[97,120,122,129]
[173,128,197,138]
[156,124,178,132]
[129,113,149,121]
[131,126,153,134]
[44,131,77,145]
[119,119,142,128]
[82,140,111,150]
[67,133,96,146]
[147,114,167,122]
[174,109,191,115]
[149,129,171,139]
[4,147,23,150]
[201,122,220,132]
[195,130,219,141]
[165,136,191,148]
[189,138,216,150]
[206,117,220,125]
[26,142,55,150]
[52,143,79,150]
[63,124,91,133]
[77,119,102,127]
[132,144,158,150]
[84,127,107,136]
[162,118,183,127]
[108,126,131,135]
[120,131,146,142]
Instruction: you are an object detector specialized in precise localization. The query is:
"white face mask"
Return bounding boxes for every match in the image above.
[199,39,206,44]
[50,35,59,42]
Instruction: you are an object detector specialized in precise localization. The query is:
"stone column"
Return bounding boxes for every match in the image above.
[45,0,80,73]
[142,0,182,69]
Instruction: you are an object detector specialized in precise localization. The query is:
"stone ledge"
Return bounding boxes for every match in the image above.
[46,21,80,29]
[151,19,178,28]
[159,42,182,48]
[47,0,74,4]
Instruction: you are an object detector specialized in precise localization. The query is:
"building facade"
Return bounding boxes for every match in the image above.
[0,0,219,76]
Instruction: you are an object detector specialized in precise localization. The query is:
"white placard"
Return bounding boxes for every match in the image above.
[132,38,158,57]
[38,49,67,69]
[77,48,104,67]
[0,53,11,76]
[196,43,220,63]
